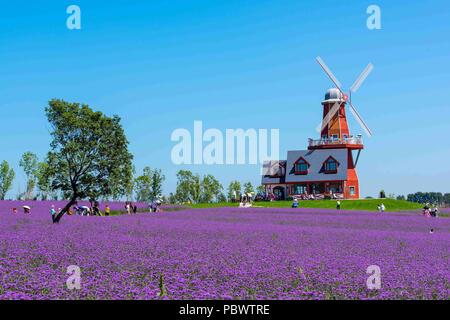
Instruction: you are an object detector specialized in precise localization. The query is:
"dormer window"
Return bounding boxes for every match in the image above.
[294,157,310,175]
[323,156,339,174]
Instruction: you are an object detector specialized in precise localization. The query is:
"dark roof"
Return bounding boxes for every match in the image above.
[285,149,348,183]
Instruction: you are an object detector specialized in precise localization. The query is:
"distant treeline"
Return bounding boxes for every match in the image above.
[397,192,450,206]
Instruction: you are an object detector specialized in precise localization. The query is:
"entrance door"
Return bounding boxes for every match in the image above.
[273,186,285,200]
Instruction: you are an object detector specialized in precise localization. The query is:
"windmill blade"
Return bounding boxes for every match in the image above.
[350,63,374,93]
[316,56,343,91]
[348,101,373,137]
[316,101,341,133]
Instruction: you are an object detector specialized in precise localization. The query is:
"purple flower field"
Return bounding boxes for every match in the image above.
[0,201,449,300]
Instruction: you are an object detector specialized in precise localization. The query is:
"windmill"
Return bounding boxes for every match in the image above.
[316,56,373,138]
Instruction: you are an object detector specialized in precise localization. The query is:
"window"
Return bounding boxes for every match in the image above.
[349,186,356,196]
[294,157,310,175]
[328,182,342,193]
[323,156,339,174]
[293,184,308,194]
[310,183,325,194]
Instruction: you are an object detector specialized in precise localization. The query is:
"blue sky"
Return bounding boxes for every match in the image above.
[1,0,449,198]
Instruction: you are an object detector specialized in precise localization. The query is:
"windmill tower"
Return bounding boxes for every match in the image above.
[308,57,374,199]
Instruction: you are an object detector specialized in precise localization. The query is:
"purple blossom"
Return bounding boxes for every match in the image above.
[0,202,449,300]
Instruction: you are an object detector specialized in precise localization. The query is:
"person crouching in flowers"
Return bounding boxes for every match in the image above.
[12,208,18,214]
[23,206,31,214]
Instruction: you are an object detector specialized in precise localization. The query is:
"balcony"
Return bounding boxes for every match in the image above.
[308,136,363,149]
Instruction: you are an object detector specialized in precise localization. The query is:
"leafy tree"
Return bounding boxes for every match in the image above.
[35,161,53,200]
[134,167,165,202]
[134,167,152,202]
[200,174,223,203]
[45,99,133,223]
[217,193,227,203]
[19,152,38,200]
[227,181,241,201]
[150,168,165,201]
[243,182,255,195]
[174,170,203,204]
[256,185,265,195]
[396,195,406,201]
[0,161,15,200]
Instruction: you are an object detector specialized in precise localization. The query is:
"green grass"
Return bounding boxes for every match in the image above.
[189,198,423,212]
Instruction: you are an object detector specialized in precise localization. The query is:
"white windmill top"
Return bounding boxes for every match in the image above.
[322,88,345,104]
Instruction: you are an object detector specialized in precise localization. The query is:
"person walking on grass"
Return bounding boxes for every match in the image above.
[336,200,341,210]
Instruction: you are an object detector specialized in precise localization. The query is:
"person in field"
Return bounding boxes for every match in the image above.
[431,205,439,218]
[336,200,341,210]
[23,206,31,214]
[50,205,57,223]
[423,203,431,217]
[104,205,111,216]
[380,203,386,213]
[12,208,18,214]
[133,205,137,214]
[292,198,299,208]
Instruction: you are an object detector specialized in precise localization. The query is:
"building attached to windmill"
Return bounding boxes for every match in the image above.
[261,88,365,200]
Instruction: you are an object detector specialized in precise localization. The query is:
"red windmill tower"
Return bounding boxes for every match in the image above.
[308,57,374,199]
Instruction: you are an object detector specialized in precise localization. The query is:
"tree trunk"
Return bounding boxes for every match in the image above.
[53,195,78,223]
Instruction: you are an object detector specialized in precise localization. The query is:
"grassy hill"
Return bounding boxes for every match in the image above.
[190,198,423,212]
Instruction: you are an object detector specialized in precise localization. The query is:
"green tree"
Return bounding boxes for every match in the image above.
[150,168,165,202]
[134,167,152,202]
[19,152,38,199]
[35,161,53,200]
[134,167,165,202]
[227,181,241,201]
[243,182,255,195]
[256,184,265,195]
[175,170,201,204]
[0,161,15,200]
[45,99,133,223]
[200,174,223,203]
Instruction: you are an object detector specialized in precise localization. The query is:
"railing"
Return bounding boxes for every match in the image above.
[308,136,363,148]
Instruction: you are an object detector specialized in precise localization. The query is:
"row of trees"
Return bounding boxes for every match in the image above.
[167,170,260,205]
[0,153,56,201]
[401,192,450,206]
[1,99,259,221]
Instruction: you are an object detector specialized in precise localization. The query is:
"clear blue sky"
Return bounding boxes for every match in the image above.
[1,0,449,198]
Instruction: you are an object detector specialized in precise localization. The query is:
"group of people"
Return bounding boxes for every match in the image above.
[377,203,386,213]
[238,193,254,208]
[149,200,162,212]
[423,203,439,218]
[125,202,138,215]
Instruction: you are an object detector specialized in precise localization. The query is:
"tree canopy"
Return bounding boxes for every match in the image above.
[45,99,133,222]
[0,161,15,200]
